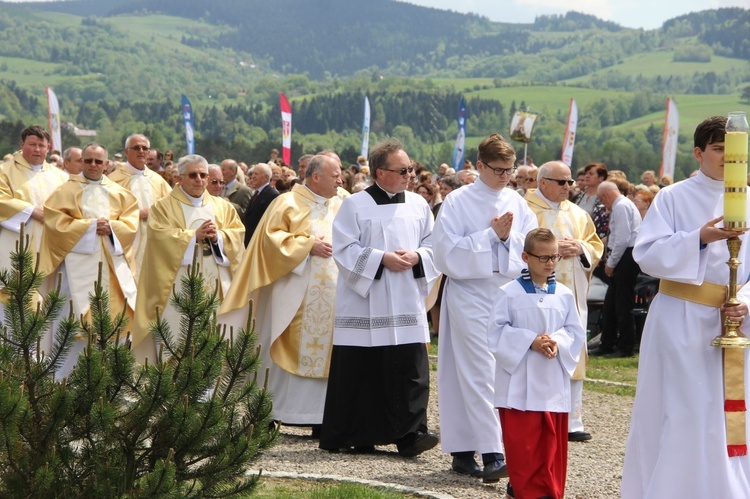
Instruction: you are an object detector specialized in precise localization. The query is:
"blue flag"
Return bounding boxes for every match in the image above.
[181,94,195,155]
[452,97,466,171]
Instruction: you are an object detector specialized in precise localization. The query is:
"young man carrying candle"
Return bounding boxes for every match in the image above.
[621,116,750,498]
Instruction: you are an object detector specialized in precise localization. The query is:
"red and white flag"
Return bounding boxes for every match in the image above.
[46,87,62,153]
[280,93,292,166]
[561,98,578,167]
[660,98,679,179]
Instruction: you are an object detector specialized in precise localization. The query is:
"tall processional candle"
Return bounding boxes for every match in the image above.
[724,111,749,229]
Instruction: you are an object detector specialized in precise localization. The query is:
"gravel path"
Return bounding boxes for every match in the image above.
[256,371,633,498]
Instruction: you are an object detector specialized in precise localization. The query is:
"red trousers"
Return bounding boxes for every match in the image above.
[498,408,568,499]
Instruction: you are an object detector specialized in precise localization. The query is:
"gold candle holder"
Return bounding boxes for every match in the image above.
[713,111,750,349]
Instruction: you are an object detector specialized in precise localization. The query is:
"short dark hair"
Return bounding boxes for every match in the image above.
[440,174,463,190]
[524,228,557,254]
[583,162,608,181]
[477,133,516,165]
[21,125,50,143]
[369,138,404,180]
[694,116,727,151]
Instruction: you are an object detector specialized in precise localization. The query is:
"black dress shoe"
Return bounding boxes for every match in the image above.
[482,459,509,483]
[605,350,634,358]
[451,455,482,477]
[351,445,376,454]
[310,425,321,439]
[506,482,515,499]
[397,431,439,457]
[568,431,592,442]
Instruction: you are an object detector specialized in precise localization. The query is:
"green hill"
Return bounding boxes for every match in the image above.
[0,0,749,180]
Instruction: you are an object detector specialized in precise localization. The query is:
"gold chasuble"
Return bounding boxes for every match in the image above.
[526,189,603,380]
[39,175,139,325]
[132,189,245,360]
[0,152,68,274]
[220,184,341,378]
[108,164,171,281]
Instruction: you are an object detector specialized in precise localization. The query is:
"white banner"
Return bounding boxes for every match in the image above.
[660,97,679,179]
[46,87,62,153]
[561,98,578,166]
[360,96,371,158]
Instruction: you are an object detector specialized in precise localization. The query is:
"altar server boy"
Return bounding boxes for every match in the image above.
[488,228,585,499]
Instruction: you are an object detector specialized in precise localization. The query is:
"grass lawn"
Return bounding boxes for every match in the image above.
[585,354,639,397]
[251,478,420,498]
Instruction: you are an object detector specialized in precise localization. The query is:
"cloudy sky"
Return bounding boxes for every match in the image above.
[397,0,749,30]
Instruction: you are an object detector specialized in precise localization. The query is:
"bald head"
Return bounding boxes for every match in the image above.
[538,161,572,203]
[597,180,621,210]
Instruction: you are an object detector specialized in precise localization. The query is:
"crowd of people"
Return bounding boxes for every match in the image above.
[1,116,749,498]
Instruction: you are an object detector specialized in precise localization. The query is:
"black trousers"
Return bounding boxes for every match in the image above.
[600,248,640,354]
[319,343,429,449]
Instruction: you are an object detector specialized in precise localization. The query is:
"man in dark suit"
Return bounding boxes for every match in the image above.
[243,162,279,246]
[221,159,253,219]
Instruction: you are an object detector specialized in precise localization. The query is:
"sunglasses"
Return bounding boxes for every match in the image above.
[82,158,106,165]
[128,145,150,152]
[527,252,563,263]
[382,166,414,176]
[544,178,574,186]
[187,172,208,180]
[210,179,225,185]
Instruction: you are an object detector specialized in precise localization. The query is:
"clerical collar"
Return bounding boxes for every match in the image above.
[83,175,103,184]
[536,189,560,210]
[303,185,328,204]
[366,183,405,205]
[124,162,146,175]
[179,186,204,207]
[29,162,43,171]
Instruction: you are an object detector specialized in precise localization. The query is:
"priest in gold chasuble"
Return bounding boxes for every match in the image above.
[0,126,68,329]
[107,134,171,282]
[39,143,139,377]
[525,161,603,440]
[220,154,343,428]
[132,155,245,363]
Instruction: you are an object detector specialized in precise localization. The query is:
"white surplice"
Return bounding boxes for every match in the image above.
[622,171,750,498]
[488,279,584,412]
[332,190,439,347]
[432,179,537,455]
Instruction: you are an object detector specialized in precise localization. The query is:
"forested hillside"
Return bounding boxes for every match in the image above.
[1,0,748,180]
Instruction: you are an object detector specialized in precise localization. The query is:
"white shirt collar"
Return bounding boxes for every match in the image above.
[536,189,561,210]
[179,186,204,207]
[124,162,146,175]
[304,185,328,204]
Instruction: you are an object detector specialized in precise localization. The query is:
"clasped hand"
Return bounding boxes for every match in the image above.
[382,250,419,272]
[195,220,218,243]
[532,334,558,359]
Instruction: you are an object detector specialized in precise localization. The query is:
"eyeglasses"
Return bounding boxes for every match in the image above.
[481,160,515,176]
[128,145,150,152]
[543,178,574,186]
[382,166,414,176]
[82,158,106,165]
[527,252,563,263]
[187,172,208,180]
[210,179,225,185]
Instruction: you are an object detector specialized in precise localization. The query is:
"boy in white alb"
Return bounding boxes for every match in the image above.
[488,228,585,499]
